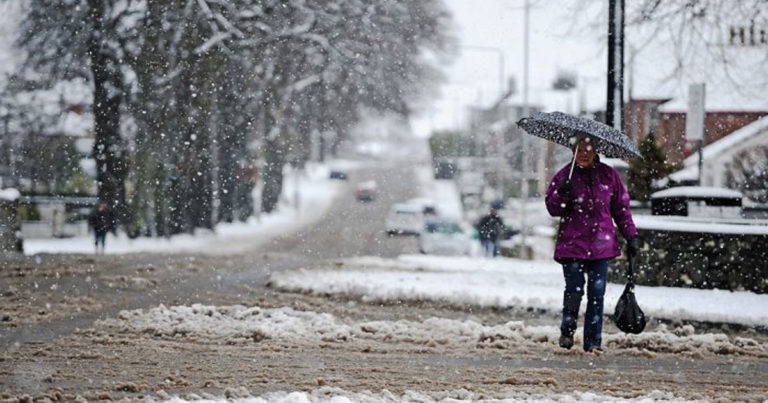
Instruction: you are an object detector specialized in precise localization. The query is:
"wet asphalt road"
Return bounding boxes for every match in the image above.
[262,161,423,260]
[1,160,424,348]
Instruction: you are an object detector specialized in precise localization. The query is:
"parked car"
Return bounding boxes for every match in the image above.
[355,180,377,202]
[329,170,348,180]
[417,217,472,256]
[407,197,438,216]
[385,203,423,235]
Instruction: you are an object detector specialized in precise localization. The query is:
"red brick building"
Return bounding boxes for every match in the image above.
[623,98,768,166]
[623,98,670,142]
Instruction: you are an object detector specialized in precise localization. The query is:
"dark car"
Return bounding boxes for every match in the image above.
[355,180,377,202]
[329,170,348,180]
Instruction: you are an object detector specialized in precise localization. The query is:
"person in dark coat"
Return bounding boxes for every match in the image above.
[545,136,639,353]
[88,201,114,254]
[476,207,505,257]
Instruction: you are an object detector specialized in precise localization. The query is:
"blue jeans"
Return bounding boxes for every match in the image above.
[560,259,609,351]
[95,231,107,251]
[481,239,498,257]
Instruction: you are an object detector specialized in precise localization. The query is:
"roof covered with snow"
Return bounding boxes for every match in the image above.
[651,186,743,199]
[686,115,768,165]
[0,188,20,201]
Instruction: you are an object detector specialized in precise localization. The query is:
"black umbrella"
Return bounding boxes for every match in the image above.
[517,111,641,178]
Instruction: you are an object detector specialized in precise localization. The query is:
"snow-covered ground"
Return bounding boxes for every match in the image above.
[153,386,686,403]
[269,254,768,328]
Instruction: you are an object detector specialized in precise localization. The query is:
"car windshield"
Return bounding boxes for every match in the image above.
[358,181,376,190]
[425,221,462,234]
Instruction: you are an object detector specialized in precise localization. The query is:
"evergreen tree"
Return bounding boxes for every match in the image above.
[628,132,676,201]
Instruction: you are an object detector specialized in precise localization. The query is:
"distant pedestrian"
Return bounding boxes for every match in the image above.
[88,201,114,254]
[476,207,505,257]
[545,137,639,354]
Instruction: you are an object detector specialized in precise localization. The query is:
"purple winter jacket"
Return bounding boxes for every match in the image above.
[545,161,638,261]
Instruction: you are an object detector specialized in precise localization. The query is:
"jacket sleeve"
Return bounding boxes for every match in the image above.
[610,170,638,240]
[545,169,569,217]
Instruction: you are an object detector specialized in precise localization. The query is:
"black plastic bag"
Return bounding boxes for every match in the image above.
[612,256,646,334]
[613,283,646,334]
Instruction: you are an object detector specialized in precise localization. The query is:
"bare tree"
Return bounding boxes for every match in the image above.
[727,146,768,203]
[13,0,131,226]
[568,0,768,92]
[7,0,453,234]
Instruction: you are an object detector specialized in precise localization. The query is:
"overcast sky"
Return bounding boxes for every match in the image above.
[411,0,768,137]
[2,1,765,139]
[410,0,605,136]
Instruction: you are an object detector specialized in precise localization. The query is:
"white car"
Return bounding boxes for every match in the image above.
[406,197,438,216]
[385,203,424,235]
[417,217,472,256]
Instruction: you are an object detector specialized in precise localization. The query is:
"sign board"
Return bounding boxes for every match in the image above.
[686,83,706,142]
[729,24,768,46]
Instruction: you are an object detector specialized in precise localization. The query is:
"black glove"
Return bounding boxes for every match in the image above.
[557,180,572,197]
[626,238,639,257]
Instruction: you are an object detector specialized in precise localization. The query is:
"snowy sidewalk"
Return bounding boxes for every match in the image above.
[270,254,768,328]
[23,162,356,256]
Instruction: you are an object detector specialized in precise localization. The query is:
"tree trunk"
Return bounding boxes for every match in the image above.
[216,64,239,223]
[127,0,173,238]
[261,136,285,213]
[189,56,215,230]
[87,0,126,226]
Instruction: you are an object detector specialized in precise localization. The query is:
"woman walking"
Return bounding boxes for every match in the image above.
[545,137,639,353]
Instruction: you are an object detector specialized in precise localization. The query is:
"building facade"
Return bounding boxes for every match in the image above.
[623,98,768,166]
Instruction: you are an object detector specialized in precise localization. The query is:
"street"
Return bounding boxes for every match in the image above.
[1,161,767,401]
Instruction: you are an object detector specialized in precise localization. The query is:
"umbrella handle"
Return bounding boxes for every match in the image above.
[568,141,579,180]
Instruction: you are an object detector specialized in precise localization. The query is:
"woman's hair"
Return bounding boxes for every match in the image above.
[571,136,591,152]
[571,136,600,164]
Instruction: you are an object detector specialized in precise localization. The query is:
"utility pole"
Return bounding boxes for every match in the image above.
[606,0,624,130]
[519,0,530,259]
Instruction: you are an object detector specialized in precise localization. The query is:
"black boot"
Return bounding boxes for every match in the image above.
[559,291,582,349]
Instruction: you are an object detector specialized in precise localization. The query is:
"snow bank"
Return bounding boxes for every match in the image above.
[154,386,690,403]
[270,255,768,328]
[98,303,767,357]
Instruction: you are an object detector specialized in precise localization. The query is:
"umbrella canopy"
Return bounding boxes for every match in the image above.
[517,111,641,160]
